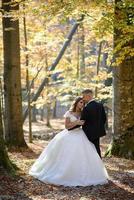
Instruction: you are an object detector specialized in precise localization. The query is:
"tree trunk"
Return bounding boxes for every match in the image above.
[53,98,57,118]
[29,83,37,122]
[0,78,5,134]
[31,105,37,122]
[40,105,45,121]
[2,0,27,147]
[95,41,103,98]
[46,103,51,127]
[79,22,85,79]
[31,84,37,122]
[26,69,32,143]
[0,87,14,172]
[106,0,134,159]
[76,29,80,78]
[109,59,134,159]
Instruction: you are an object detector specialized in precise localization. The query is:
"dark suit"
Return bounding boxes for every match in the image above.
[81,100,106,157]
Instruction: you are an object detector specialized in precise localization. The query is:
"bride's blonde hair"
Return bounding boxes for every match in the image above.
[69,96,83,112]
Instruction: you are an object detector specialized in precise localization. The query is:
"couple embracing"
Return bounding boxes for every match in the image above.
[29,89,109,186]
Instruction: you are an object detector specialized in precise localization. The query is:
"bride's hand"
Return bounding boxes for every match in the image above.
[76,120,85,125]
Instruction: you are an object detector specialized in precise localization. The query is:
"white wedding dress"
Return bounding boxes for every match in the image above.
[29,111,108,186]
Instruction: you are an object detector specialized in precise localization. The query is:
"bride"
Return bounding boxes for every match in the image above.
[29,97,108,186]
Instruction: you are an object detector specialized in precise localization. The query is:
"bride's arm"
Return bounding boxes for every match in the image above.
[65,117,83,129]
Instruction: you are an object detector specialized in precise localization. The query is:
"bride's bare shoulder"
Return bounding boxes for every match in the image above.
[64,110,72,118]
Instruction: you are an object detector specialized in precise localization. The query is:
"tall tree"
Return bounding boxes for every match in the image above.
[106,0,134,159]
[95,41,103,98]
[79,21,85,79]
[2,0,27,147]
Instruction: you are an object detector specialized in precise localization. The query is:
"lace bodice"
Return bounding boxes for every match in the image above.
[64,111,80,122]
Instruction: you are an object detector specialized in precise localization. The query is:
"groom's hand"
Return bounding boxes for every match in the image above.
[68,125,81,131]
[68,120,85,131]
[77,120,85,126]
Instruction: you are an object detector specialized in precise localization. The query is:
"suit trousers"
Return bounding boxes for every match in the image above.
[91,138,101,158]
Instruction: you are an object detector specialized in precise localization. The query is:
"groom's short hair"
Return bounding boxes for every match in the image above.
[82,89,93,95]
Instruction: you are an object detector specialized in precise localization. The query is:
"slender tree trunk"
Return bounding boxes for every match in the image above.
[23,2,33,142]
[53,98,57,118]
[2,0,26,147]
[0,78,5,134]
[79,22,85,79]
[106,0,134,159]
[76,29,80,78]
[44,23,51,127]
[26,69,32,143]
[95,41,102,98]
[23,1,29,68]
[40,104,45,121]
[46,103,51,127]
[31,105,37,122]
[30,82,37,122]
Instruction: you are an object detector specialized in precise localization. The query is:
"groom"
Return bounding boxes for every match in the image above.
[81,89,106,158]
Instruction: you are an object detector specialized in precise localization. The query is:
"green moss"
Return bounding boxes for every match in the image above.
[105,126,134,159]
[0,150,16,174]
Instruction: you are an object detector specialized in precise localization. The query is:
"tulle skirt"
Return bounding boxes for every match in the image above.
[29,128,108,186]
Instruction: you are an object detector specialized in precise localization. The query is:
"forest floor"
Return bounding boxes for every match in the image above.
[0,118,134,200]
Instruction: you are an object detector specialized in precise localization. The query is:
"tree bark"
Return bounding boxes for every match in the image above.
[110,58,134,159]
[0,86,14,172]
[95,41,103,98]
[106,0,134,159]
[40,104,45,121]
[2,0,27,147]
[46,103,51,127]
[76,29,80,78]
[31,105,37,122]
[31,83,37,122]
[53,98,57,118]
[79,22,85,79]
[26,69,32,143]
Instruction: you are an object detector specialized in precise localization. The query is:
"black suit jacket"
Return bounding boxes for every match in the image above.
[68,100,106,141]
